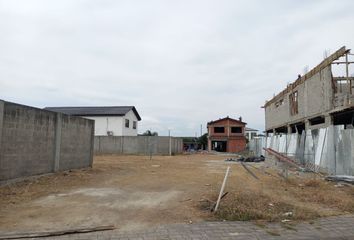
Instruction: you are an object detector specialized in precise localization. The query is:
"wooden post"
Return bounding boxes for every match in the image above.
[346,53,351,94]
[214,166,231,212]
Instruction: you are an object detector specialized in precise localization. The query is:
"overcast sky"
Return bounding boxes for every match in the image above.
[1,0,354,136]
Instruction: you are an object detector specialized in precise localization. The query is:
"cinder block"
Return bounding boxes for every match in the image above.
[0,101,94,181]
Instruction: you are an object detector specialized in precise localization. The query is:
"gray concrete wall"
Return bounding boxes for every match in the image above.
[265,66,334,130]
[94,136,183,155]
[59,114,94,171]
[0,100,94,181]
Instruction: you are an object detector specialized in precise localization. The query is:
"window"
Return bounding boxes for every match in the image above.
[275,99,284,108]
[125,119,129,128]
[231,127,242,133]
[214,127,225,133]
[133,121,137,129]
[289,91,298,116]
[309,116,325,126]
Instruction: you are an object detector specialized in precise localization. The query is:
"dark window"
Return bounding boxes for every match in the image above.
[309,116,325,125]
[231,127,242,133]
[289,91,298,116]
[214,127,225,133]
[290,122,305,134]
[275,99,284,108]
[133,121,137,129]
[125,119,129,128]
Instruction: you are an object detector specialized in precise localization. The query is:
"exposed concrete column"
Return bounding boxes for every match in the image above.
[304,119,310,131]
[325,114,333,127]
[287,125,292,134]
[53,113,62,172]
[0,100,4,166]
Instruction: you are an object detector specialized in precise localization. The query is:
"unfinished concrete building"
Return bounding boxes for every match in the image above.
[264,46,354,135]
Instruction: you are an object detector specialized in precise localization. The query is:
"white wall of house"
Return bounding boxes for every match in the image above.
[245,130,258,140]
[122,110,139,136]
[83,110,139,136]
[84,116,123,136]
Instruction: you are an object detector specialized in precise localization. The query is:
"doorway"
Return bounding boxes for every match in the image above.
[211,141,227,152]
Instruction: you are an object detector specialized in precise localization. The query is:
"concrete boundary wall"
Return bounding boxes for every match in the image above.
[94,136,183,155]
[0,100,94,181]
[249,126,354,176]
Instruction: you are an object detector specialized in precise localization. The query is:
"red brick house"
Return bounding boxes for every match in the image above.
[207,116,247,153]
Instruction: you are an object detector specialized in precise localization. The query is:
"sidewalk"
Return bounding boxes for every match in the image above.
[29,214,354,240]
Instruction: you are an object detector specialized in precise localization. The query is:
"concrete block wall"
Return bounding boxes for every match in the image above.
[0,100,94,181]
[59,114,94,171]
[265,66,334,131]
[94,136,183,155]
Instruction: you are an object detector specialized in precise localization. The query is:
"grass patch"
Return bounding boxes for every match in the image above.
[197,157,354,223]
[214,191,319,221]
[291,180,354,212]
[303,179,321,187]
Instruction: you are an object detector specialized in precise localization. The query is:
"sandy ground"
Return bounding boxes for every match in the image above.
[1,154,354,234]
[0,154,236,233]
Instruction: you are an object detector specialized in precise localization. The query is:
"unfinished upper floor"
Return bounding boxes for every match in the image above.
[207,116,246,138]
[264,46,354,134]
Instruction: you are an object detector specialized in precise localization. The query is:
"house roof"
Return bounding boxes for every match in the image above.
[44,106,142,121]
[207,116,246,126]
[245,127,258,132]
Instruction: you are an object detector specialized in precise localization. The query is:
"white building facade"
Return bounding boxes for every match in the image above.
[245,127,258,140]
[44,106,141,136]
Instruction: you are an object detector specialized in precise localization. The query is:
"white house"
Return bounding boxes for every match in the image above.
[45,106,141,136]
[245,127,258,140]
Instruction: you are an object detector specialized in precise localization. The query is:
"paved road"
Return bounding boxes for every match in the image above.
[6,215,354,240]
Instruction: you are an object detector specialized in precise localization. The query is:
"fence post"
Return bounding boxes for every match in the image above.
[169,130,172,156]
[89,122,94,167]
[53,113,62,172]
[121,136,124,154]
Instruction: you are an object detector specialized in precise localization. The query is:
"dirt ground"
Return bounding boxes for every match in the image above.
[1,154,354,234]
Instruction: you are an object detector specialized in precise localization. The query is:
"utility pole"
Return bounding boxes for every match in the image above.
[200,124,202,137]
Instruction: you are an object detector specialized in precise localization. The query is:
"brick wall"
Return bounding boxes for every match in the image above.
[228,138,247,152]
[207,117,247,152]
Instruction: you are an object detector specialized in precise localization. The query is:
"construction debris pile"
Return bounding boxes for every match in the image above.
[325,175,354,185]
[225,155,265,163]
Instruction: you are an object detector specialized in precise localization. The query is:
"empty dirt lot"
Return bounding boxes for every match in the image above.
[1,154,354,235]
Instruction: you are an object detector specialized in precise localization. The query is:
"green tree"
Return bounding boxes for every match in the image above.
[198,133,208,149]
[142,130,158,136]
